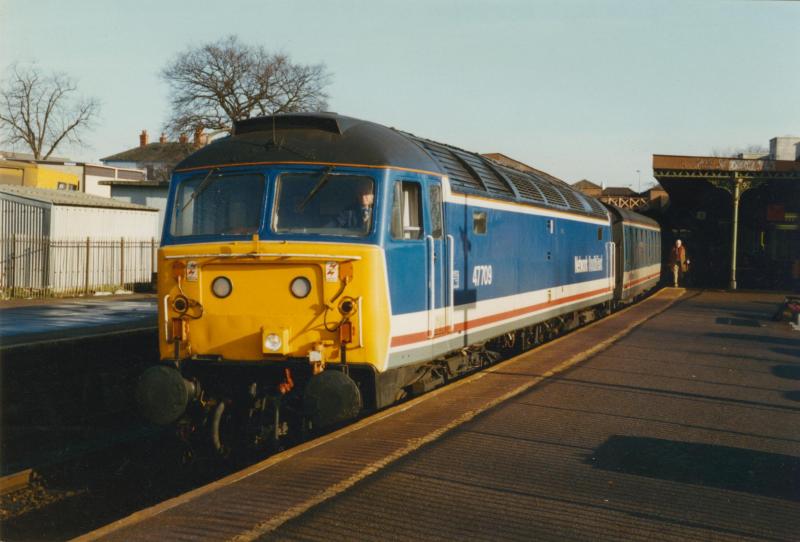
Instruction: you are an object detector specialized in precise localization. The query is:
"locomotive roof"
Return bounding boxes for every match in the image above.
[175,113,608,220]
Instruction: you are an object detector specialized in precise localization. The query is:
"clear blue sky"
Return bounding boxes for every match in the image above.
[1,0,798,189]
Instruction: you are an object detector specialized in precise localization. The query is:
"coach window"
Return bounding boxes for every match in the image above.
[391,181,423,240]
[597,227,603,241]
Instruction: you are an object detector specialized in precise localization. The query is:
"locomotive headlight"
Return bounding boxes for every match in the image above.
[290,276,311,298]
[264,333,282,352]
[211,276,232,298]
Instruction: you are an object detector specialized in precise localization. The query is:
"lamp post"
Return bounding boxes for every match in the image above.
[636,170,641,193]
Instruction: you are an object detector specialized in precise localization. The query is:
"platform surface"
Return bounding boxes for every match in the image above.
[84,289,800,542]
[0,295,156,348]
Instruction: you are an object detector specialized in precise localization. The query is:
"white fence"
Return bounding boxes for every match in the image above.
[1,235,158,298]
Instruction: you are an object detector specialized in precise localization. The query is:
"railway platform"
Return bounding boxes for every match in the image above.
[81,288,800,541]
[0,294,156,348]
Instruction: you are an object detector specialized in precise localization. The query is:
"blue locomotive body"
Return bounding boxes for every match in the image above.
[143,113,662,442]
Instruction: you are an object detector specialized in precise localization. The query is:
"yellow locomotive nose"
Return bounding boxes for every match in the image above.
[195,262,325,360]
[157,241,390,370]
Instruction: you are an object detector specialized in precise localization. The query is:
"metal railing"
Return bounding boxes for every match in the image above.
[1,235,157,299]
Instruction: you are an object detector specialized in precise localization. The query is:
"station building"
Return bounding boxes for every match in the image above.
[653,136,800,291]
[571,180,669,211]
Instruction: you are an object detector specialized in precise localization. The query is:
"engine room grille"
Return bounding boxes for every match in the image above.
[401,131,607,219]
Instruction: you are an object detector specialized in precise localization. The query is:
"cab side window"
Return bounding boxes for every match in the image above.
[391,181,423,240]
[429,184,443,239]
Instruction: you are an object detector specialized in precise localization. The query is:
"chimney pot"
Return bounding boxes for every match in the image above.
[193,127,205,147]
[139,130,148,148]
[159,133,167,144]
[178,133,188,144]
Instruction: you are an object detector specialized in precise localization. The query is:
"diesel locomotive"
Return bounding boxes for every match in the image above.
[136,113,661,455]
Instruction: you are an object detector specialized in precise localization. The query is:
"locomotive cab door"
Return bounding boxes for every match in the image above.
[423,180,447,337]
[389,177,448,348]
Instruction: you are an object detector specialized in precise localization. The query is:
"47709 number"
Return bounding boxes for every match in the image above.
[472,265,493,287]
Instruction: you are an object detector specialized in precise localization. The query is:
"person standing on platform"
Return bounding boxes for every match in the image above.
[669,239,689,287]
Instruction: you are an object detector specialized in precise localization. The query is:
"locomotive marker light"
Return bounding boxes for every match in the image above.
[211,276,233,298]
[171,260,186,278]
[338,296,357,316]
[290,276,312,298]
[172,295,189,314]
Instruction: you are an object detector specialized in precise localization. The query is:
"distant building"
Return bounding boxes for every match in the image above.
[572,179,602,198]
[100,178,170,237]
[770,136,800,161]
[0,151,147,197]
[0,158,80,191]
[570,180,667,211]
[101,129,202,181]
[98,129,207,238]
[482,153,572,187]
[599,186,647,209]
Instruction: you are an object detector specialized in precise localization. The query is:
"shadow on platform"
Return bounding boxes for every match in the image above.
[715,317,762,327]
[588,435,800,502]
[784,391,800,403]
[705,332,800,347]
[772,365,800,380]
[772,347,800,359]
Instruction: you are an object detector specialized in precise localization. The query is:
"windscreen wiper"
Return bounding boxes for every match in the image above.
[178,168,218,214]
[296,166,334,212]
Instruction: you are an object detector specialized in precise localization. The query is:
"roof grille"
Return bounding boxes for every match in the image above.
[501,167,546,204]
[585,196,608,216]
[451,149,514,197]
[529,174,568,208]
[416,139,485,192]
[557,185,590,213]
[403,131,607,219]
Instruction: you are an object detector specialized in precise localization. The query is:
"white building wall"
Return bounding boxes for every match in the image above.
[50,205,159,240]
[769,137,800,161]
[109,186,169,239]
[83,174,113,197]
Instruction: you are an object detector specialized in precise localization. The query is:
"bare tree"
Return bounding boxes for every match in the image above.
[0,64,99,160]
[710,144,769,158]
[161,36,331,135]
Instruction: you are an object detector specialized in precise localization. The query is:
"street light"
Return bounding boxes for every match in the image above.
[636,170,641,193]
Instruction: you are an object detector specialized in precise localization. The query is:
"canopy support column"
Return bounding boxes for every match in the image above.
[710,177,763,291]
